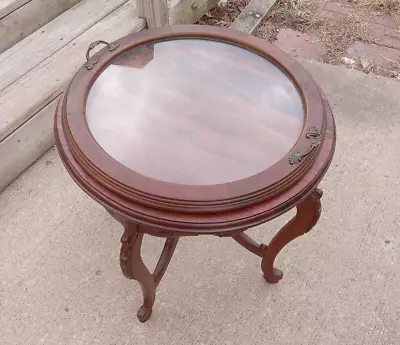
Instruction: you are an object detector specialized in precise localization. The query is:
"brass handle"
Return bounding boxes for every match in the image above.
[289,126,321,165]
[85,40,119,70]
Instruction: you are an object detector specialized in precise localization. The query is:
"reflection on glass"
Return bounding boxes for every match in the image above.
[112,44,155,68]
[86,39,304,185]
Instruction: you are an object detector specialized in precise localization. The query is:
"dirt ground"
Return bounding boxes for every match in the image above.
[197,0,251,26]
[198,0,400,79]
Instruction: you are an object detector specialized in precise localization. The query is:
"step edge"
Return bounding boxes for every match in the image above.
[0,8,145,142]
[0,0,130,91]
[0,19,146,191]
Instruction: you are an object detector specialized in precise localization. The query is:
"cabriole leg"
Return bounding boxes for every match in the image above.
[261,189,323,283]
[120,223,179,322]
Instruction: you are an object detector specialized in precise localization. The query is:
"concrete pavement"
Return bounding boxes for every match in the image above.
[1,61,400,345]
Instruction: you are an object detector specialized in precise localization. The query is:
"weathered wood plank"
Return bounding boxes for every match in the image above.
[0,0,129,91]
[137,0,169,28]
[137,0,145,19]
[230,0,277,34]
[169,0,219,25]
[0,0,83,53]
[0,98,57,192]
[0,1,146,142]
[0,0,30,19]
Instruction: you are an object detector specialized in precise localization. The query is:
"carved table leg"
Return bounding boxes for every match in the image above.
[232,232,267,257]
[261,189,323,283]
[120,223,179,322]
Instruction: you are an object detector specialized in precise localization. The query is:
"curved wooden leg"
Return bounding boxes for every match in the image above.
[153,237,179,287]
[120,226,155,322]
[120,224,179,322]
[232,232,267,257]
[261,189,323,284]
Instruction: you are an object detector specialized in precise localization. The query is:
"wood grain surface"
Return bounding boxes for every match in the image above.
[0,0,128,91]
[86,39,304,185]
[0,0,81,53]
[60,25,328,213]
[0,1,145,142]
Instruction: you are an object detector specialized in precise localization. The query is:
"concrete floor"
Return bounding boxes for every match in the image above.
[1,61,400,345]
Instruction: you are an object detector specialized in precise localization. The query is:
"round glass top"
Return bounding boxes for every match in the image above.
[86,39,304,185]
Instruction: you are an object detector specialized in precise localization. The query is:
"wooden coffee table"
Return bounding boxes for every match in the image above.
[54,25,336,322]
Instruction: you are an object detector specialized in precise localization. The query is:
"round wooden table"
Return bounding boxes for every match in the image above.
[54,25,336,322]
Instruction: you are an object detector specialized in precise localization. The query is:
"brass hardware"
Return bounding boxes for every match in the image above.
[289,126,321,165]
[85,40,119,70]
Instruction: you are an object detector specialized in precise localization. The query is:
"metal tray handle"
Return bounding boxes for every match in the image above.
[289,126,322,165]
[85,40,119,70]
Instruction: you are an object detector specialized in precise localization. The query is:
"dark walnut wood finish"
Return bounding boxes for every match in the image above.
[54,25,336,322]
